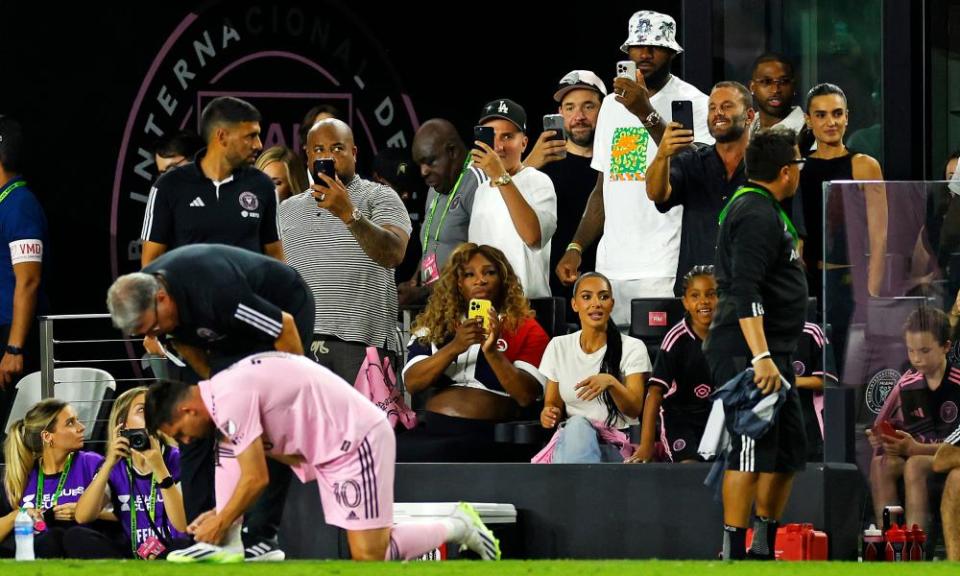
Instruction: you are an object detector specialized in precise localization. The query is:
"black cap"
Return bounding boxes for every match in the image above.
[478,98,527,132]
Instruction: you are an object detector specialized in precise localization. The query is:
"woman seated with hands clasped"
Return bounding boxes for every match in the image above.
[537,272,650,463]
[75,387,188,559]
[1,399,122,558]
[399,243,550,462]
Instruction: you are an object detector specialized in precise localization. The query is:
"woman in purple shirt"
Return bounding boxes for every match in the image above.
[1,398,123,558]
[76,387,188,559]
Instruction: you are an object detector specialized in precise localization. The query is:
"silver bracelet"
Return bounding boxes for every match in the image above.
[751,351,771,365]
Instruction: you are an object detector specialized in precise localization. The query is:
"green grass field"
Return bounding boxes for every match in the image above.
[0,560,955,575]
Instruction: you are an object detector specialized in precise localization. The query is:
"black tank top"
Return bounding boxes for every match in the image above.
[798,154,854,302]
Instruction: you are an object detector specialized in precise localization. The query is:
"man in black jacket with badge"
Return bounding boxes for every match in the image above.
[703,128,808,560]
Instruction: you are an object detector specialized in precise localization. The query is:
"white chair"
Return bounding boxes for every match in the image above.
[4,368,117,441]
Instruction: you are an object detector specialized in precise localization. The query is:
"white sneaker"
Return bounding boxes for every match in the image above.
[167,542,243,563]
[452,502,501,560]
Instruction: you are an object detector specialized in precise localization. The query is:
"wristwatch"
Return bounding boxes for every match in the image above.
[493,173,512,187]
[4,345,23,355]
[641,110,661,128]
[346,207,364,226]
[157,476,175,489]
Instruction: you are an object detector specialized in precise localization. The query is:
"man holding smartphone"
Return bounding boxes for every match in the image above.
[646,82,756,295]
[523,71,606,300]
[468,99,557,299]
[555,11,713,325]
[279,118,411,382]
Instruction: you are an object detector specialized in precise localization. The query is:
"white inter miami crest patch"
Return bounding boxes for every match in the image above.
[239,191,259,211]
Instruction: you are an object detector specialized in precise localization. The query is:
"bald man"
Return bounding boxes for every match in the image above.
[278,119,412,381]
[401,119,487,304]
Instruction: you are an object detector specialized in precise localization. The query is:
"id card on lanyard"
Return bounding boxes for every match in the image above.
[35,452,74,510]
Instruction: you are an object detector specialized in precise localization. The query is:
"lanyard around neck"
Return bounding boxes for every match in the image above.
[422,160,470,252]
[0,179,26,206]
[36,451,74,509]
[717,185,798,244]
[126,459,158,555]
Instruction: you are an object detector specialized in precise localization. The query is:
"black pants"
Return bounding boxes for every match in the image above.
[0,321,40,452]
[35,524,125,559]
[180,284,314,544]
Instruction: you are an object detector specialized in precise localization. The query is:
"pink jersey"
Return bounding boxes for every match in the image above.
[199,352,387,482]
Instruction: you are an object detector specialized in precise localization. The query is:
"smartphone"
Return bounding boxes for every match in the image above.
[671,100,694,131]
[312,158,336,185]
[543,114,566,142]
[473,126,495,149]
[616,60,637,80]
[468,298,493,331]
[874,420,897,438]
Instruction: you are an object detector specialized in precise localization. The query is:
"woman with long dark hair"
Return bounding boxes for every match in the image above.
[538,272,649,462]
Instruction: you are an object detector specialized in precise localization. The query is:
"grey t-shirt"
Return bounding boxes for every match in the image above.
[420,166,485,276]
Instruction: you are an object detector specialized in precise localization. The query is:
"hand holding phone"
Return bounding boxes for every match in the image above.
[671,100,694,131]
[616,60,637,80]
[542,114,566,142]
[874,420,897,438]
[468,298,493,331]
[312,158,336,187]
[474,126,495,150]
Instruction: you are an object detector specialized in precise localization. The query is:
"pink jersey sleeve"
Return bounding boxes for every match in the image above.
[199,379,262,456]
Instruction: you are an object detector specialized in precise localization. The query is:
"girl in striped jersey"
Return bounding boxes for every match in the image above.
[632,266,716,463]
[868,307,960,534]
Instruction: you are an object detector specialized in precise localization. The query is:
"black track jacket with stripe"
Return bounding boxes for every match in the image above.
[704,185,808,357]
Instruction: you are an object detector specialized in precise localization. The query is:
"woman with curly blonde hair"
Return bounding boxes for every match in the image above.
[399,243,549,462]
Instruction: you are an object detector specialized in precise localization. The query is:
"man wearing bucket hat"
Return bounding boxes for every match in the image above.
[555,10,712,325]
[524,71,606,298]
[468,98,557,299]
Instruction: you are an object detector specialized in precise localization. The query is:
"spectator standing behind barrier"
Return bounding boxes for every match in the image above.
[152,131,203,175]
[0,116,48,430]
[703,129,808,560]
[555,11,713,325]
[280,119,411,382]
[468,99,557,298]
[523,71,606,300]
[75,387,188,559]
[255,146,308,203]
[647,82,756,296]
[400,243,549,462]
[538,272,648,463]
[404,120,485,305]
[867,308,958,537]
[371,147,426,290]
[632,266,717,463]
[0,399,122,558]
[106,243,314,561]
[748,53,810,148]
[145,355,502,561]
[140,96,282,267]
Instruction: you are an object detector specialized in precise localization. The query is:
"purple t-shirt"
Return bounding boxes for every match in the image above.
[107,448,186,549]
[20,450,103,510]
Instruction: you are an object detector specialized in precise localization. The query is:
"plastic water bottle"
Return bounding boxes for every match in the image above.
[14,508,35,561]
[861,524,883,561]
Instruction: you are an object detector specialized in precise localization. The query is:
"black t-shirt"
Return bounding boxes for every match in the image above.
[657,145,746,296]
[143,244,306,360]
[540,152,598,298]
[650,317,715,419]
[141,150,280,253]
[705,185,808,356]
[793,322,839,459]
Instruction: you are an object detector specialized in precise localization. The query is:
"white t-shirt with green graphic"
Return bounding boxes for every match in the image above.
[591,74,712,280]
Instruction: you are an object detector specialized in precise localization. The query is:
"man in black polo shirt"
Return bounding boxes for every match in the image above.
[140,96,282,267]
[702,128,808,560]
[107,243,313,561]
[646,81,755,296]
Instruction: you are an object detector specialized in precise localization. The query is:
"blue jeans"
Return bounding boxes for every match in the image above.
[553,415,624,463]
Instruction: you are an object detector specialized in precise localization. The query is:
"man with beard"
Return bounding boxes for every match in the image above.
[555,11,713,325]
[748,53,806,141]
[647,81,754,295]
[141,96,282,266]
[523,70,606,298]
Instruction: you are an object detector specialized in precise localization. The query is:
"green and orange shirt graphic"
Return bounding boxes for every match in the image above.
[609,127,650,181]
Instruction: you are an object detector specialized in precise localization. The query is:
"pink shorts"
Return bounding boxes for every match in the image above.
[317,418,395,530]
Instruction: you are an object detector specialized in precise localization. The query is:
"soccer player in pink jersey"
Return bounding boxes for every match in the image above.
[144,352,500,562]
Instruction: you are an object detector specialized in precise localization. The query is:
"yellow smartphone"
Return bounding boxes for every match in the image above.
[468,298,493,331]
